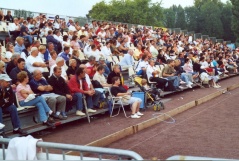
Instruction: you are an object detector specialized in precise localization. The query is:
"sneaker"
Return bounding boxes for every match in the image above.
[61,112,68,118]
[47,116,55,123]
[213,85,220,88]
[87,109,97,113]
[136,111,144,116]
[186,84,192,88]
[13,128,28,136]
[131,114,141,119]
[180,81,186,84]
[216,85,221,88]
[188,81,193,85]
[53,114,67,120]
[76,110,86,116]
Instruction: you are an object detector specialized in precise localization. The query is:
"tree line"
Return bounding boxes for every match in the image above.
[88,0,239,43]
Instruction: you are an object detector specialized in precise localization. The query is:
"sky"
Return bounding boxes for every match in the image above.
[0,0,229,17]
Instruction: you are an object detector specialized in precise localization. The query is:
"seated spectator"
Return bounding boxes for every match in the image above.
[225,54,238,73]
[66,59,77,79]
[49,50,57,68]
[46,30,60,53]
[0,74,27,137]
[50,57,68,81]
[9,58,32,85]
[68,67,101,115]
[92,35,101,51]
[85,56,97,78]
[146,59,168,90]
[88,44,102,61]
[4,10,13,22]
[62,35,72,52]
[135,54,149,78]
[31,40,41,48]
[26,47,48,74]
[14,37,25,54]
[44,22,53,36]
[78,35,87,51]
[70,35,80,50]
[183,58,199,79]
[162,59,182,90]
[67,49,81,67]
[6,53,20,75]
[9,18,20,41]
[20,43,31,61]
[101,41,113,59]
[20,20,33,44]
[58,46,71,62]
[48,66,78,112]
[5,42,14,61]
[119,49,135,70]
[38,45,48,63]
[93,65,112,87]
[110,76,143,119]
[0,61,6,74]
[43,42,55,65]
[107,64,128,90]
[29,69,67,120]
[118,40,129,54]
[98,57,111,77]
[133,44,143,61]
[15,71,55,128]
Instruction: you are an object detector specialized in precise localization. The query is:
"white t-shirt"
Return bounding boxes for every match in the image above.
[53,35,63,43]
[9,23,19,31]
[98,31,106,39]
[88,49,102,61]
[84,45,92,58]
[200,61,209,69]
[149,45,158,57]
[136,60,149,72]
[101,46,112,59]
[146,65,157,78]
[68,25,76,32]
[5,51,13,59]
[26,55,45,73]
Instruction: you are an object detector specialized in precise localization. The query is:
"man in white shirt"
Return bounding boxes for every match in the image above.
[68,21,77,32]
[53,30,63,43]
[50,57,68,81]
[26,47,47,73]
[83,40,94,58]
[9,18,20,40]
[135,54,149,77]
[149,40,159,58]
[101,41,112,59]
[97,28,106,39]
[88,44,103,61]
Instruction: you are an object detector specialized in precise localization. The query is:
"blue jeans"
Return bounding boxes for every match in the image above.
[85,90,101,108]
[181,73,192,84]
[72,93,84,111]
[20,96,50,122]
[166,76,180,88]
[0,105,21,132]
[22,35,33,44]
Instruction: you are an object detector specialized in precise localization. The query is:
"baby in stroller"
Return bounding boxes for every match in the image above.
[141,78,161,101]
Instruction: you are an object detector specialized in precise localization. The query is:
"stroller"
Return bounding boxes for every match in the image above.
[134,77,165,111]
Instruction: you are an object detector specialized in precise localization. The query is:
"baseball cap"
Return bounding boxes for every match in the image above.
[0,74,12,81]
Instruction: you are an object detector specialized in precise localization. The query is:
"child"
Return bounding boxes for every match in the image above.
[141,78,161,100]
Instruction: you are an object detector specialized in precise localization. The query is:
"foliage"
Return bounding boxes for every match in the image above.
[88,0,164,26]
[231,0,239,42]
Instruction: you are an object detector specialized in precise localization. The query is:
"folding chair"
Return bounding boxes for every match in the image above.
[108,87,130,118]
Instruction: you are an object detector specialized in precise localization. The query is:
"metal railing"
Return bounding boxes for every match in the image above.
[0,138,143,160]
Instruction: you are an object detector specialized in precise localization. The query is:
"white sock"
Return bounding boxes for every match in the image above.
[56,111,60,115]
[49,110,53,115]
[14,128,19,131]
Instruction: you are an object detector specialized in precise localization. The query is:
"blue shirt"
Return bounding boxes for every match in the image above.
[119,53,134,66]
[14,43,25,53]
[43,49,51,62]
[29,78,50,95]
[59,52,70,61]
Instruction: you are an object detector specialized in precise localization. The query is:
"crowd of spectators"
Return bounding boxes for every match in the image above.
[0,10,239,136]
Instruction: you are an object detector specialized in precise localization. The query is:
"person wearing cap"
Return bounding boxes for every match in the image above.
[0,74,28,137]
[26,47,48,74]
